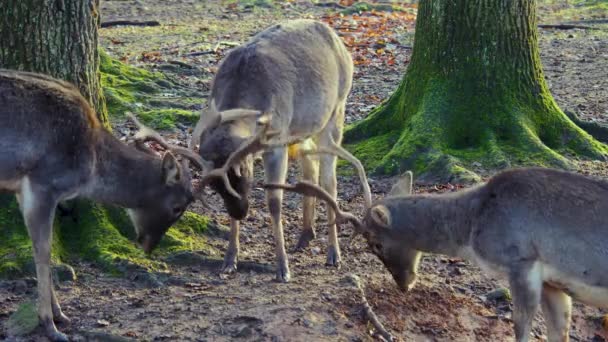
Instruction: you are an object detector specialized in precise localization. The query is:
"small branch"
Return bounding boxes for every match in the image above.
[538,24,599,30]
[101,20,161,28]
[345,274,396,342]
[564,19,608,25]
[315,2,347,9]
[182,41,241,57]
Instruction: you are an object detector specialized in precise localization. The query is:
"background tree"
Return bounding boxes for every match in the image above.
[344,0,608,182]
[0,0,108,125]
[0,0,207,278]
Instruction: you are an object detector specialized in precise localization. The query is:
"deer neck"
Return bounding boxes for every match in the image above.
[389,189,480,257]
[82,129,163,208]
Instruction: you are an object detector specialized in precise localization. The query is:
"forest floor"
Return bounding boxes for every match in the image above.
[2,1,608,341]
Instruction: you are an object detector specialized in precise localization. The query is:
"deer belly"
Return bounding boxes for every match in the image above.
[543,264,608,308]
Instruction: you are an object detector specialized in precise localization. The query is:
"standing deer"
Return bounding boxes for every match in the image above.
[0,70,202,341]
[189,19,371,282]
[266,167,608,342]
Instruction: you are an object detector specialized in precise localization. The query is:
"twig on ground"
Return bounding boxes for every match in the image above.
[101,20,161,28]
[345,274,396,342]
[168,60,196,69]
[564,19,608,25]
[182,41,241,57]
[537,24,599,30]
[314,2,347,9]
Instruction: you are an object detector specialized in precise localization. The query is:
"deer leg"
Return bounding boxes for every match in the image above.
[319,152,340,267]
[222,218,240,274]
[294,147,319,251]
[319,104,344,268]
[508,262,543,342]
[263,147,290,282]
[541,285,572,342]
[19,179,67,342]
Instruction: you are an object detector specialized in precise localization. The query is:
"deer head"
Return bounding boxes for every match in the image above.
[190,101,287,219]
[263,171,420,291]
[127,154,194,253]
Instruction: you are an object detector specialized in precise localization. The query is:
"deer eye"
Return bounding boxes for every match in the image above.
[173,206,183,216]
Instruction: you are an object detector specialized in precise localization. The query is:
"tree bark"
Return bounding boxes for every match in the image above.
[0,0,108,125]
[344,0,607,182]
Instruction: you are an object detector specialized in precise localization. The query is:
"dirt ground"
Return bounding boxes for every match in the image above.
[2,1,608,341]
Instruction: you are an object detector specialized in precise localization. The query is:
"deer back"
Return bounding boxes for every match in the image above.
[209,19,353,137]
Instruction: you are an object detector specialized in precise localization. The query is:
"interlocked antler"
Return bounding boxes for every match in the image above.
[263,181,363,231]
[126,113,214,172]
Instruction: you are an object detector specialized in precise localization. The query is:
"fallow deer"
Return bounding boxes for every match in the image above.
[188,19,371,282]
[266,167,608,342]
[0,70,202,341]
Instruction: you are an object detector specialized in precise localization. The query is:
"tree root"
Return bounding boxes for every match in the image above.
[565,110,608,144]
[345,274,396,341]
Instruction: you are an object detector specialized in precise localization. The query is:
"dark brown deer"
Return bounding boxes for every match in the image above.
[189,19,371,282]
[0,70,201,341]
[266,168,608,342]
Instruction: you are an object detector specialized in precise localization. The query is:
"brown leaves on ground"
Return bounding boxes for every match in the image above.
[321,2,417,68]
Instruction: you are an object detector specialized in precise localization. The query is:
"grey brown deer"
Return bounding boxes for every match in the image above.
[189,19,371,282]
[0,70,202,341]
[266,167,608,342]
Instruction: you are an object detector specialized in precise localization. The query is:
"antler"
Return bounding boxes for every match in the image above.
[306,141,372,208]
[126,113,214,172]
[263,181,363,231]
[195,115,275,199]
[189,99,263,149]
[195,113,310,200]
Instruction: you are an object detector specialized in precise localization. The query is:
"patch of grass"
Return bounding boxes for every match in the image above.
[6,301,39,337]
[0,193,214,279]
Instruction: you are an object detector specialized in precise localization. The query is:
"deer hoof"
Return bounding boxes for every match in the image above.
[49,331,69,342]
[221,262,238,275]
[293,229,315,252]
[54,312,71,325]
[326,246,341,268]
[275,266,291,283]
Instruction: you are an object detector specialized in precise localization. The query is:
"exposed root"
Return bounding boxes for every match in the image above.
[345,274,396,341]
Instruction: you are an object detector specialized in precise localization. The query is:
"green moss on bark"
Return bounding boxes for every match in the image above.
[344,0,608,183]
[100,50,199,130]
[0,194,212,279]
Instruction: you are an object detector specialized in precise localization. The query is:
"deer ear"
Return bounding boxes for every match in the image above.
[161,152,181,185]
[370,205,391,228]
[389,170,413,196]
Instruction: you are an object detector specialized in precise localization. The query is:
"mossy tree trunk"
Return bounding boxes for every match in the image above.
[0,0,108,125]
[344,0,608,183]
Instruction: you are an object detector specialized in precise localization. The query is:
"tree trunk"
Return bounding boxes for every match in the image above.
[344,0,607,183]
[0,0,108,125]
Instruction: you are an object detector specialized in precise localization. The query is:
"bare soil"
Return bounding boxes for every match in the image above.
[2,1,608,341]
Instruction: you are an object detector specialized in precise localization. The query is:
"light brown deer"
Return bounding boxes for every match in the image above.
[189,19,371,282]
[265,167,608,342]
[0,70,203,341]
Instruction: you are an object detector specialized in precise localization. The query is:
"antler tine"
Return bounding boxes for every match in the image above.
[196,117,274,199]
[262,181,363,229]
[308,143,373,208]
[126,113,213,172]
